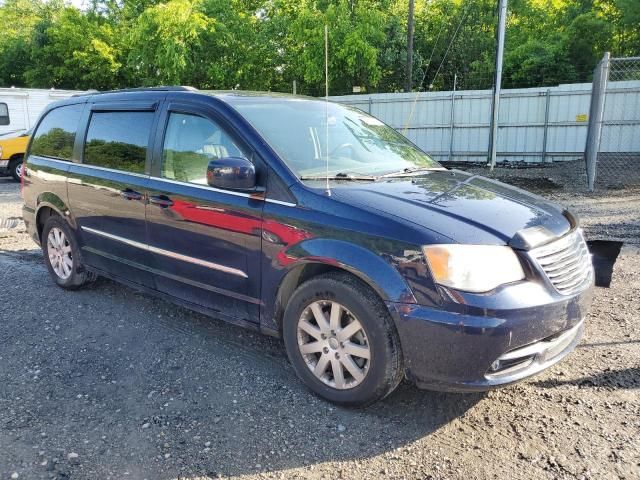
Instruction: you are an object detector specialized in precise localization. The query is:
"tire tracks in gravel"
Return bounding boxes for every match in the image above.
[0,252,292,380]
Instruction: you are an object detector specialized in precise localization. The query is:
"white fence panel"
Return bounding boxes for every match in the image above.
[331,81,640,164]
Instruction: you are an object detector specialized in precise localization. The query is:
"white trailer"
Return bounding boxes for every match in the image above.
[0,87,85,136]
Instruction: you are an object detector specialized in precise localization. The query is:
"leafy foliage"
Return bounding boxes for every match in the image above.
[0,0,637,93]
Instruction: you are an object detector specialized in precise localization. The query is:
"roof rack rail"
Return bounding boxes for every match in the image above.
[73,86,198,97]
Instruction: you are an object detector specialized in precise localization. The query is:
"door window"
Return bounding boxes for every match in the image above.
[161,112,248,185]
[84,111,154,174]
[30,104,84,160]
[0,103,9,125]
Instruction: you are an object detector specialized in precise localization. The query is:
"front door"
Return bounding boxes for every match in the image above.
[146,104,263,323]
[68,104,157,287]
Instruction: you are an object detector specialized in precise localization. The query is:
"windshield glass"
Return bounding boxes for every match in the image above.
[225,96,441,179]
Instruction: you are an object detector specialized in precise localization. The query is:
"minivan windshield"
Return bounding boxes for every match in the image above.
[225,96,442,180]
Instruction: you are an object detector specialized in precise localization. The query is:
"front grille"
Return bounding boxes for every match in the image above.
[529,229,593,295]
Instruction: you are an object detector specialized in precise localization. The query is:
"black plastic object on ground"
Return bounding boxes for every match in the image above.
[587,240,623,287]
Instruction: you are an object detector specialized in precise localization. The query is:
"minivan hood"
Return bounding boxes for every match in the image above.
[327,170,571,247]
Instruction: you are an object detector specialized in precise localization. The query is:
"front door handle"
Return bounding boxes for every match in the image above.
[121,189,143,201]
[149,195,174,208]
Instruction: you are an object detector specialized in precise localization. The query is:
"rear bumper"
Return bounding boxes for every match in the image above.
[387,280,593,392]
[22,205,39,246]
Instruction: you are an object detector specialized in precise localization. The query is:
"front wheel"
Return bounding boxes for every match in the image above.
[282,272,403,407]
[9,156,23,182]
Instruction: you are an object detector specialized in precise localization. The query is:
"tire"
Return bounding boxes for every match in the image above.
[9,156,23,182]
[41,215,96,289]
[282,272,403,407]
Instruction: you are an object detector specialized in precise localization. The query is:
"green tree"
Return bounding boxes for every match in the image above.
[25,7,122,89]
[0,0,637,92]
[127,0,214,85]
[0,0,60,86]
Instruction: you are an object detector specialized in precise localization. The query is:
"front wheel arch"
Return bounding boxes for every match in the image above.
[274,263,364,333]
[272,259,402,336]
[268,239,418,335]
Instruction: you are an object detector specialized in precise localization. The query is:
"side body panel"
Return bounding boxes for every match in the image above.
[65,95,164,288]
[22,156,72,242]
[145,98,264,322]
[22,98,89,243]
[258,184,446,334]
[66,164,154,287]
[145,177,264,322]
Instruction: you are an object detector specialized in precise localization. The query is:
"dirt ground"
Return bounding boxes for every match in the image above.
[0,175,638,480]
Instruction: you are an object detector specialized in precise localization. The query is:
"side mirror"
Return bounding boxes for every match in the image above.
[207,157,257,191]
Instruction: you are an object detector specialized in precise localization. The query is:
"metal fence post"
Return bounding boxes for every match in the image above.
[585,52,610,191]
[448,73,457,162]
[541,89,551,163]
[368,97,373,114]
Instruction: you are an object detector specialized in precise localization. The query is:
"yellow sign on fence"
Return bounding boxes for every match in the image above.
[576,113,588,122]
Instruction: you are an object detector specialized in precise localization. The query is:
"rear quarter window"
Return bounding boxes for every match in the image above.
[30,104,84,160]
[84,111,154,174]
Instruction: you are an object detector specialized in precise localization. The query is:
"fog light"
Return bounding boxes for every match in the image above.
[490,360,501,371]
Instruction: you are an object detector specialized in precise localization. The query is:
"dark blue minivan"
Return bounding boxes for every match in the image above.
[22,88,594,406]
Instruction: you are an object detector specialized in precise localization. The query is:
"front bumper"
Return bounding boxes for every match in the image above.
[0,159,8,173]
[387,280,593,392]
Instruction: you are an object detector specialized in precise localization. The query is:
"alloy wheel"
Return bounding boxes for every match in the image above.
[297,300,371,390]
[47,227,73,279]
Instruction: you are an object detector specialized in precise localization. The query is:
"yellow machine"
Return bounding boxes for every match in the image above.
[0,130,30,181]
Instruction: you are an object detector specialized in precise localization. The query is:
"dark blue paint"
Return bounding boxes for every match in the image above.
[22,89,594,392]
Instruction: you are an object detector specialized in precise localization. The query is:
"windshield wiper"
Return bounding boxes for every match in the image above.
[378,166,446,178]
[300,172,377,181]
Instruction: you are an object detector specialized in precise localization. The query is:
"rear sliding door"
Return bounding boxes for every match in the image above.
[67,102,158,287]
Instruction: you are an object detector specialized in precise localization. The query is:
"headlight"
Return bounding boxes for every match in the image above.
[423,244,525,293]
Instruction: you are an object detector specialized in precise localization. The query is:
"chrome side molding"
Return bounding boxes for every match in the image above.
[80,226,248,279]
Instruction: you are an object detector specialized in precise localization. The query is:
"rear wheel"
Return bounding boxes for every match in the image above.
[283,272,403,407]
[42,215,96,289]
[8,156,23,182]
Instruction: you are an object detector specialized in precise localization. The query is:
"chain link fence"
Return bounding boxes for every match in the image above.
[585,54,640,190]
[328,54,640,193]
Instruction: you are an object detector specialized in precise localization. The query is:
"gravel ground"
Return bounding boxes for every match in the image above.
[0,176,638,480]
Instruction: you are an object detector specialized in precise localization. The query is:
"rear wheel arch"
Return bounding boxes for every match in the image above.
[36,206,59,241]
[35,202,74,242]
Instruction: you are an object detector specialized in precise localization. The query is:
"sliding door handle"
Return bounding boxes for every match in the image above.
[121,189,143,201]
[149,195,174,208]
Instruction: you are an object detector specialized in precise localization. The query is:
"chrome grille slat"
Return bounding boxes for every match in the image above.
[545,253,585,275]
[553,264,591,288]
[547,262,589,282]
[555,274,589,292]
[529,230,593,295]
[536,243,582,266]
